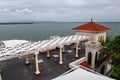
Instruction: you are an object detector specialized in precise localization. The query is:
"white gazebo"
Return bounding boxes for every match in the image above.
[72,19,110,42]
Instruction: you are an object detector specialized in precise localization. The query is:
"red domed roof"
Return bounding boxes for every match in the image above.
[72,20,110,31]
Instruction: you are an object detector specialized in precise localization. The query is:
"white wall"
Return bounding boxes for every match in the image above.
[99,61,112,75]
[85,41,101,69]
[76,31,107,42]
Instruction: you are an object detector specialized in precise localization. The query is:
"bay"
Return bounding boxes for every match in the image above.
[0,22,119,41]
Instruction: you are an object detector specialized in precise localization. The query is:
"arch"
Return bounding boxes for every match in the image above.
[101,65,105,74]
[88,52,92,65]
[95,52,98,65]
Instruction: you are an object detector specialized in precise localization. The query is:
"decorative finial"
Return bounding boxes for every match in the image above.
[91,18,93,22]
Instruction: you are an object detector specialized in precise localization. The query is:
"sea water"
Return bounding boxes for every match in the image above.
[0,22,120,41]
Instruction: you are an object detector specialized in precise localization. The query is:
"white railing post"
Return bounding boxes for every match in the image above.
[25,55,30,65]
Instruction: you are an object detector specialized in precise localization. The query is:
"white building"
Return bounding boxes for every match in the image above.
[85,41,101,69]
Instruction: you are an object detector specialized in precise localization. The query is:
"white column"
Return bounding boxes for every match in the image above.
[104,32,106,42]
[47,50,50,58]
[0,70,2,80]
[85,47,88,61]
[59,45,63,65]
[34,52,40,76]
[91,50,96,69]
[25,55,30,65]
[62,45,65,53]
[75,42,79,58]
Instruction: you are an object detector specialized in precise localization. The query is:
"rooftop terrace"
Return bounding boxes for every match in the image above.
[0,44,85,80]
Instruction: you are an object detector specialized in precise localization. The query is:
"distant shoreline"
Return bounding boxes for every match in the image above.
[0,22,120,25]
[0,22,34,25]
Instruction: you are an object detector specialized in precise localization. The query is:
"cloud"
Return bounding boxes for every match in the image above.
[16,8,34,14]
[0,0,120,22]
[0,8,34,14]
[0,8,11,13]
[0,8,36,22]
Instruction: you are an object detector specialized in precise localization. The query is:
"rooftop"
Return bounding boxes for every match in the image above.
[2,40,29,47]
[0,36,114,80]
[79,61,90,68]
[52,68,114,80]
[0,44,85,80]
[72,20,110,31]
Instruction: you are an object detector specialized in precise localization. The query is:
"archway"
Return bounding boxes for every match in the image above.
[88,52,92,65]
[95,52,98,65]
[101,65,105,74]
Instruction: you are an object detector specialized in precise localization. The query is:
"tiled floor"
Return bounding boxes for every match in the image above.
[0,45,85,80]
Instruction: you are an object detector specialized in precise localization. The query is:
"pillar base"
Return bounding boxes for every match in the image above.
[62,52,65,54]
[59,64,64,66]
[34,73,41,77]
[35,71,41,77]
[47,56,50,58]
[75,56,79,58]
[25,63,30,66]
[59,62,64,66]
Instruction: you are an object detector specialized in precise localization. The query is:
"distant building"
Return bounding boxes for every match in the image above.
[72,19,110,42]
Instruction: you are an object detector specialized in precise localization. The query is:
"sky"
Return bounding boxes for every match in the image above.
[0,0,120,22]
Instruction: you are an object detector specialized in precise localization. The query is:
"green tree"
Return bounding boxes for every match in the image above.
[112,53,120,65]
[111,65,120,80]
[112,36,120,53]
[96,36,113,67]
[111,36,120,79]
[99,36,113,59]
[96,35,120,80]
